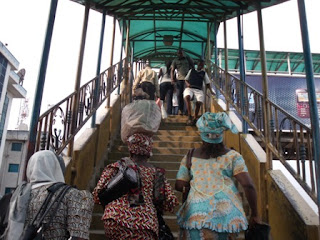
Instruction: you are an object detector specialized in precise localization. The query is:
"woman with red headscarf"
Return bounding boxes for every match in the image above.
[93,130,178,239]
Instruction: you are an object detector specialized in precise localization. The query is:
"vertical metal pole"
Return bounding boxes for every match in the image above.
[297,0,320,218]
[214,21,219,98]
[224,20,229,111]
[68,2,90,156]
[287,53,292,75]
[257,6,271,167]
[25,0,58,171]
[237,11,248,133]
[117,20,125,95]
[124,20,130,104]
[206,22,212,112]
[107,17,116,108]
[91,10,106,128]
[257,4,271,222]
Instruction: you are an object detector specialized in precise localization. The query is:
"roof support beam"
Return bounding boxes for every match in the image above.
[26,0,59,173]
[91,9,106,128]
[297,0,320,216]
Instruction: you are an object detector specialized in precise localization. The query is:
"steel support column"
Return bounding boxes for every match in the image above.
[257,4,271,222]
[237,11,248,133]
[91,10,106,128]
[224,20,229,111]
[257,5,272,168]
[68,2,90,157]
[26,0,58,172]
[297,0,320,220]
[107,17,116,108]
[206,22,212,113]
[124,20,130,104]
[117,20,125,95]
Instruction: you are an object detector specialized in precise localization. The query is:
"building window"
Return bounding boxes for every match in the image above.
[11,142,22,151]
[8,163,19,172]
[5,187,15,194]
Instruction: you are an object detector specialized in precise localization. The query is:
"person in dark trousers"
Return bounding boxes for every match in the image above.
[158,60,174,115]
[184,59,215,125]
[171,49,194,115]
[133,63,160,100]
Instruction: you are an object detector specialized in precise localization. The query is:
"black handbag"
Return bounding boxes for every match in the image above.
[98,158,139,207]
[245,223,271,240]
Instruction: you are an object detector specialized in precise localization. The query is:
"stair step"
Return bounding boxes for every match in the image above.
[157,129,199,136]
[153,135,201,142]
[114,146,191,155]
[108,153,184,162]
[113,140,202,148]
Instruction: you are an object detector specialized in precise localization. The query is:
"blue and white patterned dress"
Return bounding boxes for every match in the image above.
[176,150,248,234]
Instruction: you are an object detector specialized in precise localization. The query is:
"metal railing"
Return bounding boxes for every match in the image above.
[210,63,317,203]
[35,58,127,155]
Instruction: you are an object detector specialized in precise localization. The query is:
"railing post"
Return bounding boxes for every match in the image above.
[237,11,248,133]
[297,0,320,224]
[91,10,106,128]
[68,2,90,157]
[25,0,58,179]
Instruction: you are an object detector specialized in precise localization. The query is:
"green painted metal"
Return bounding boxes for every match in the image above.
[70,0,289,66]
[219,48,320,75]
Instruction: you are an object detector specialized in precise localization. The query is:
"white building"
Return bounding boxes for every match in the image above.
[0,130,28,196]
[0,41,27,196]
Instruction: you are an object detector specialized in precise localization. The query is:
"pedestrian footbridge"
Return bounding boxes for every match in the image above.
[25,0,320,239]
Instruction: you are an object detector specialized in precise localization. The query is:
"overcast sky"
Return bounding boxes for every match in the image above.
[0,0,319,129]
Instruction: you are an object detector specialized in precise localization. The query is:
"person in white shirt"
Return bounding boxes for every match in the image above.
[183,59,215,125]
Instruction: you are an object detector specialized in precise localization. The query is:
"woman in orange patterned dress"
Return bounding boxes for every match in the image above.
[93,133,178,240]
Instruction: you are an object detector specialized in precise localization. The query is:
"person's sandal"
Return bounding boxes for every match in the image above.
[186,116,193,126]
[192,118,198,126]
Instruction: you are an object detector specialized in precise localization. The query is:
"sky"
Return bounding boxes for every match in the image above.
[0,0,319,130]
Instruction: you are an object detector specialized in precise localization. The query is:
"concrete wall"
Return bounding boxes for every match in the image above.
[64,95,122,190]
[267,170,319,240]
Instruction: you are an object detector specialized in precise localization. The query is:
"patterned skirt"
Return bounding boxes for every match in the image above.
[103,219,157,240]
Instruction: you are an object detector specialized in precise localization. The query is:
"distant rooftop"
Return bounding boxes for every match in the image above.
[218,48,320,76]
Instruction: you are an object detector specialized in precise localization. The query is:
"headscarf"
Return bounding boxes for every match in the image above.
[196,112,238,144]
[27,150,65,189]
[2,150,65,240]
[126,133,153,157]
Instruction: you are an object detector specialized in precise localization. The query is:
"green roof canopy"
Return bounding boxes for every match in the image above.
[71,0,289,65]
[220,49,320,76]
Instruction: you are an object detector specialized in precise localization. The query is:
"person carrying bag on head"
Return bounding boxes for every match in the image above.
[93,100,178,240]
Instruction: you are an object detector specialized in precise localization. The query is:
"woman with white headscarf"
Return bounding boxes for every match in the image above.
[2,150,93,240]
[175,112,261,240]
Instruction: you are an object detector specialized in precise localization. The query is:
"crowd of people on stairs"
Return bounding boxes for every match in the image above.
[0,49,264,240]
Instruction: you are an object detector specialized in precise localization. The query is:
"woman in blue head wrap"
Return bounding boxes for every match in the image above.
[175,112,261,240]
